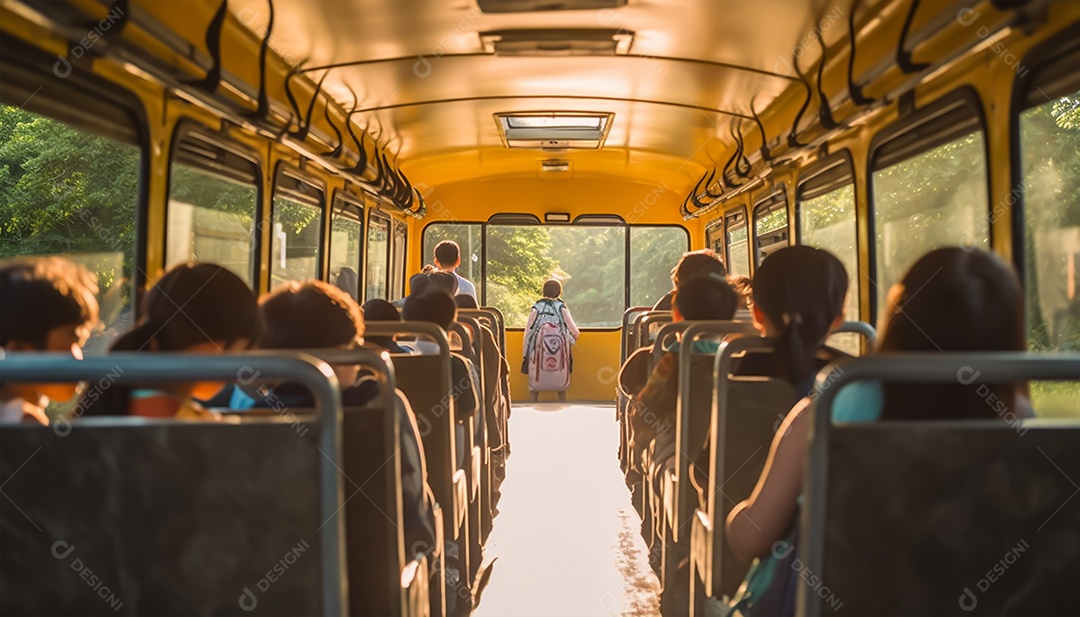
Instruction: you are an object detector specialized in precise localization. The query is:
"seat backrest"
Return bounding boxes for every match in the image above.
[621,306,654,363]
[705,337,796,597]
[631,310,672,353]
[801,353,1080,616]
[0,353,347,616]
[825,320,877,357]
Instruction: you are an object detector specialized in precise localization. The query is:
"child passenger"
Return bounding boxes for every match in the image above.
[0,257,100,424]
[79,262,261,419]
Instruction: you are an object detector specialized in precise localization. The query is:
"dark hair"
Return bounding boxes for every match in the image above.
[878,248,1025,420]
[111,263,260,352]
[675,273,739,321]
[751,246,848,387]
[362,299,401,322]
[673,249,727,287]
[260,280,364,349]
[434,241,460,268]
[409,272,433,297]
[402,287,457,330]
[429,271,459,296]
[542,279,562,299]
[455,294,479,309]
[81,262,260,416]
[0,257,100,348]
[727,274,753,309]
[334,267,359,299]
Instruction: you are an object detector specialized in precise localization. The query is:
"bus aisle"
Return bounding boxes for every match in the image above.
[473,404,661,617]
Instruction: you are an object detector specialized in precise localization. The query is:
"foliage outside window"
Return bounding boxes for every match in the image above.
[0,103,139,354]
[629,227,689,307]
[168,164,258,289]
[366,214,389,301]
[872,131,989,314]
[271,195,323,287]
[800,183,860,355]
[1020,90,1080,416]
[329,204,362,300]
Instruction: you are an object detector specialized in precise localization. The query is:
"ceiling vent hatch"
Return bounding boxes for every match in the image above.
[477,0,627,14]
[480,29,634,56]
[495,112,614,150]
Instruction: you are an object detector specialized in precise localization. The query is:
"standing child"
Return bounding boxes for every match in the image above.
[523,279,579,402]
[0,257,100,424]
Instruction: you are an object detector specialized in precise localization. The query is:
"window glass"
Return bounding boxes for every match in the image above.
[0,103,139,354]
[168,164,258,288]
[391,219,407,300]
[726,211,750,277]
[271,194,323,287]
[1020,89,1080,416]
[800,184,860,355]
[366,214,390,301]
[423,223,484,292]
[706,221,725,256]
[754,198,789,264]
[487,225,625,328]
[329,202,362,300]
[872,131,989,312]
[629,226,689,307]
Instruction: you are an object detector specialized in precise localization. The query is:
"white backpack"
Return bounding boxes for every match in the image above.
[525,300,572,392]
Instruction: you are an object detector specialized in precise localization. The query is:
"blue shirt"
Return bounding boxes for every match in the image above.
[830,380,884,422]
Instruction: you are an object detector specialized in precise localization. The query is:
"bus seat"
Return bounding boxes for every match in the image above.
[0,353,347,616]
[400,554,431,617]
[802,354,1080,616]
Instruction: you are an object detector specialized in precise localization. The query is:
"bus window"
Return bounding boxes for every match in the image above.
[799,183,859,354]
[871,97,989,314]
[329,194,363,300]
[629,226,689,308]
[271,197,323,287]
[1018,50,1079,416]
[166,154,259,289]
[753,190,789,265]
[0,102,140,354]
[486,224,625,328]
[424,223,484,296]
[390,219,407,300]
[705,219,725,256]
[366,212,390,301]
[725,208,750,277]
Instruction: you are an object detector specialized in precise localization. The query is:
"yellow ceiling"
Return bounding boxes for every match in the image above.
[226,0,880,188]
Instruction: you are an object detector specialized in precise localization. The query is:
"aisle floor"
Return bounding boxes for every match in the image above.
[473,404,661,617]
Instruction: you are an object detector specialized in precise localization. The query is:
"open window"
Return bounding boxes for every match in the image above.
[753,188,790,266]
[271,165,325,287]
[329,191,364,301]
[725,207,751,277]
[366,211,391,301]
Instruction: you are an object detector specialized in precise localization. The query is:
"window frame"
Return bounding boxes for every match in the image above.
[705,217,725,257]
[752,185,790,267]
[0,37,151,304]
[270,162,327,284]
[421,218,689,330]
[1008,22,1080,285]
[328,188,365,296]
[166,122,263,288]
[724,205,751,277]
[391,217,408,300]
[867,86,991,320]
[366,209,393,302]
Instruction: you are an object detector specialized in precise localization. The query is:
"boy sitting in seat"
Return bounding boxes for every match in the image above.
[0,257,99,424]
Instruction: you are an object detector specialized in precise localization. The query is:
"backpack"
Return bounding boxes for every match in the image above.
[525,300,572,392]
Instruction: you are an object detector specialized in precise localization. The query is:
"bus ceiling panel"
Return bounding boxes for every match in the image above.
[226,0,876,76]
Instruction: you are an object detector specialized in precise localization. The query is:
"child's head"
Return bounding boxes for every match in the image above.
[877,248,1025,421]
[429,271,459,296]
[542,279,562,299]
[673,273,739,321]
[878,247,1023,354]
[409,272,433,297]
[261,280,365,386]
[672,249,727,290]
[110,262,260,401]
[750,246,848,385]
[362,299,401,322]
[455,294,479,309]
[434,241,461,269]
[403,287,457,331]
[727,274,753,309]
[0,257,100,402]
